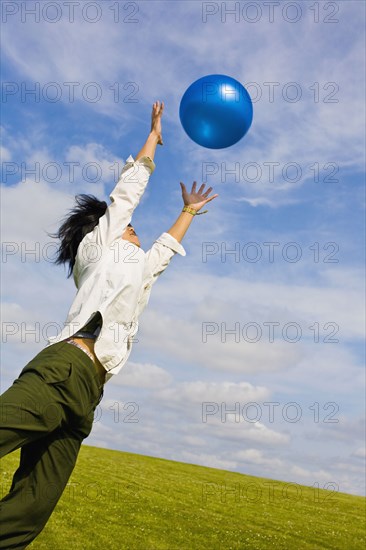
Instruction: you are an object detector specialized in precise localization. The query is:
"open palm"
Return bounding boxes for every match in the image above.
[180,181,219,212]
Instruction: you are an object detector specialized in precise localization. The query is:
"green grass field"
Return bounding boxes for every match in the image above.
[1,444,365,549]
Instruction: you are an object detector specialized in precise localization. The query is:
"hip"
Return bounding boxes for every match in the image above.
[63,337,106,386]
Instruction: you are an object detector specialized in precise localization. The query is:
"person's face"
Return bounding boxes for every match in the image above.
[122,225,140,248]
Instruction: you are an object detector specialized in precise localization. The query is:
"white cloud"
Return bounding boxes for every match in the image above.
[65,142,124,187]
[153,380,269,406]
[236,196,300,208]
[177,450,238,472]
[110,360,172,389]
[181,435,206,447]
[1,177,73,246]
[234,448,284,468]
[1,145,11,161]
[289,465,332,483]
[352,447,366,459]
[199,415,290,447]
[141,308,303,375]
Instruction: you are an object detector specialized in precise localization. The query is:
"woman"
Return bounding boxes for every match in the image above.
[0,101,218,548]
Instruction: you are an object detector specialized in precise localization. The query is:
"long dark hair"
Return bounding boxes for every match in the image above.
[47,194,112,279]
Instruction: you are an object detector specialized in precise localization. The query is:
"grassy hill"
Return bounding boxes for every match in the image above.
[1,444,365,549]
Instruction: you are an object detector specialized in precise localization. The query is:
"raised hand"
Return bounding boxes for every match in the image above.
[179,181,219,213]
[151,100,164,145]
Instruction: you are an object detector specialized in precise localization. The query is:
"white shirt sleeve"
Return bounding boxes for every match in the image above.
[85,154,156,248]
[144,232,186,280]
[134,232,186,318]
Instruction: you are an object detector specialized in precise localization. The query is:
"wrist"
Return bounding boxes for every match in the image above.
[182,204,209,216]
[149,131,160,142]
[182,205,197,216]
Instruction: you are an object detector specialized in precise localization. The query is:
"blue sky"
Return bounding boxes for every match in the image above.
[1,0,365,498]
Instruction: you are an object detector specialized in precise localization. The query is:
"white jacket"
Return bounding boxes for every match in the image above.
[46,154,186,383]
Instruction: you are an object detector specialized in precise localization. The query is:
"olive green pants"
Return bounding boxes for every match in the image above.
[0,340,105,549]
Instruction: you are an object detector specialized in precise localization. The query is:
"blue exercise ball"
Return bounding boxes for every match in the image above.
[179,74,253,149]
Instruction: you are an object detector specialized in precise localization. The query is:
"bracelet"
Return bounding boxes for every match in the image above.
[182,206,208,216]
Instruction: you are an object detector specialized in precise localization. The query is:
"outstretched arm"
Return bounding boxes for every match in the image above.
[81,101,165,249]
[135,101,164,162]
[166,181,219,243]
[135,182,218,318]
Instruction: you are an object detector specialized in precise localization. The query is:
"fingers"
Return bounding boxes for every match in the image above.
[153,100,164,114]
[192,182,214,196]
[203,186,213,197]
[185,180,219,202]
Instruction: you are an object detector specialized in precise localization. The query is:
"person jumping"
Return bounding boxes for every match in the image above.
[0,100,218,548]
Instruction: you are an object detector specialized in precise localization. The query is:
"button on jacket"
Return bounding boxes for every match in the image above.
[46,154,186,383]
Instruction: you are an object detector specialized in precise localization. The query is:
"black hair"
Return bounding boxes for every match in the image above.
[47,194,133,279]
